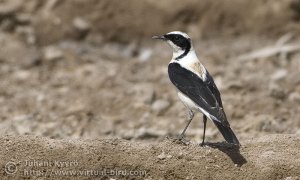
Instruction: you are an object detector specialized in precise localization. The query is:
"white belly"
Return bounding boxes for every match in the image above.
[177,91,212,119]
[177,92,199,111]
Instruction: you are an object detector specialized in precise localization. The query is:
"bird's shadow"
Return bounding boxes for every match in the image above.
[205,142,247,166]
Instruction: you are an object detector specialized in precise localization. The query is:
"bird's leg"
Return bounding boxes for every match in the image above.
[200,115,207,146]
[178,109,194,142]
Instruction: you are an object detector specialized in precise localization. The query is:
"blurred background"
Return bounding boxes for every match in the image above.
[0,0,299,143]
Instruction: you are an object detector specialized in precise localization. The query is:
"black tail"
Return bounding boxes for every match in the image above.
[213,121,240,145]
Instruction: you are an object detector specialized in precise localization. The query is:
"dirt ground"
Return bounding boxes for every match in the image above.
[0,0,300,179]
[1,134,300,179]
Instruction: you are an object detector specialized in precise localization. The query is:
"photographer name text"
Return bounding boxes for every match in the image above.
[24,160,79,168]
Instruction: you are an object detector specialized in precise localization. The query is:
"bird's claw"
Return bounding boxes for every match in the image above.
[177,135,190,145]
[200,141,205,147]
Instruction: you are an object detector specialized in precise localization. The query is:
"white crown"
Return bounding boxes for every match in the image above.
[166,31,190,39]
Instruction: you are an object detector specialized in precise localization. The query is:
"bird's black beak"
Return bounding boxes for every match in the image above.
[152,35,167,40]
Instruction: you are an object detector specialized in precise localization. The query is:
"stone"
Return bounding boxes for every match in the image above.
[151,99,170,115]
[0,0,22,16]
[138,48,153,62]
[157,152,172,160]
[72,17,91,39]
[73,17,91,32]
[269,83,286,100]
[43,46,63,61]
[288,92,300,103]
[271,69,287,81]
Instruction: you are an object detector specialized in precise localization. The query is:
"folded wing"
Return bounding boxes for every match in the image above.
[168,62,229,126]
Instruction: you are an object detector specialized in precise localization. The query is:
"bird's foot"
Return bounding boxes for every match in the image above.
[200,141,205,147]
[177,134,190,145]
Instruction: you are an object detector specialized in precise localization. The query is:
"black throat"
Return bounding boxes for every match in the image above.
[164,33,192,61]
[175,42,191,60]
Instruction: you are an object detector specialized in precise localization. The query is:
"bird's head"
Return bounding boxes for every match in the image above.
[152,31,193,60]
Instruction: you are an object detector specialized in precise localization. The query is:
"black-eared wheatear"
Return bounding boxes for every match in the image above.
[153,31,240,146]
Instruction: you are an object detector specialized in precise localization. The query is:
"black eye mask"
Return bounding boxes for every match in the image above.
[164,34,191,60]
[164,34,191,50]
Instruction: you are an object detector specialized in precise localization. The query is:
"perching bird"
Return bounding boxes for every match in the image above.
[153,31,240,146]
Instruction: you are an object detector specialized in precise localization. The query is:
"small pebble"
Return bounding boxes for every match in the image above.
[73,17,91,32]
[157,152,167,160]
[151,99,170,115]
[271,69,287,81]
[157,152,172,160]
[43,46,63,61]
[288,92,300,103]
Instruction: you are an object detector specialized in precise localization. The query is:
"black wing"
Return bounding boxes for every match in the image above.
[168,62,229,126]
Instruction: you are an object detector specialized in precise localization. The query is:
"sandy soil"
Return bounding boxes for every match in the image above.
[0,0,300,179]
[1,135,299,179]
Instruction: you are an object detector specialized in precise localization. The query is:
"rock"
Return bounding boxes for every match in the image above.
[128,84,156,104]
[271,69,287,81]
[12,114,35,135]
[15,26,36,44]
[72,17,91,39]
[43,0,60,12]
[269,83,286,100]
[121,42,137,59]
[0,33,41,67]
[177,152,184,159]
[138,48,153,62]
[13,70,30,80]
[0,19,14,31]
[213,76,224,90]
[16,13,32,25]
[120,129,135,140]
[100,43,137,60]
[136,127,166,139]
[73,17,91,32]
[254,115,281,133]
[226,81,243,90]
[133,84,155,105]
[43,46,63,61]
[157,151,172,160]
[288,92,300,103]
[86,34,104,45]
[142,87,155,104]
[0,0,22,16]
[151,99,170,115]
